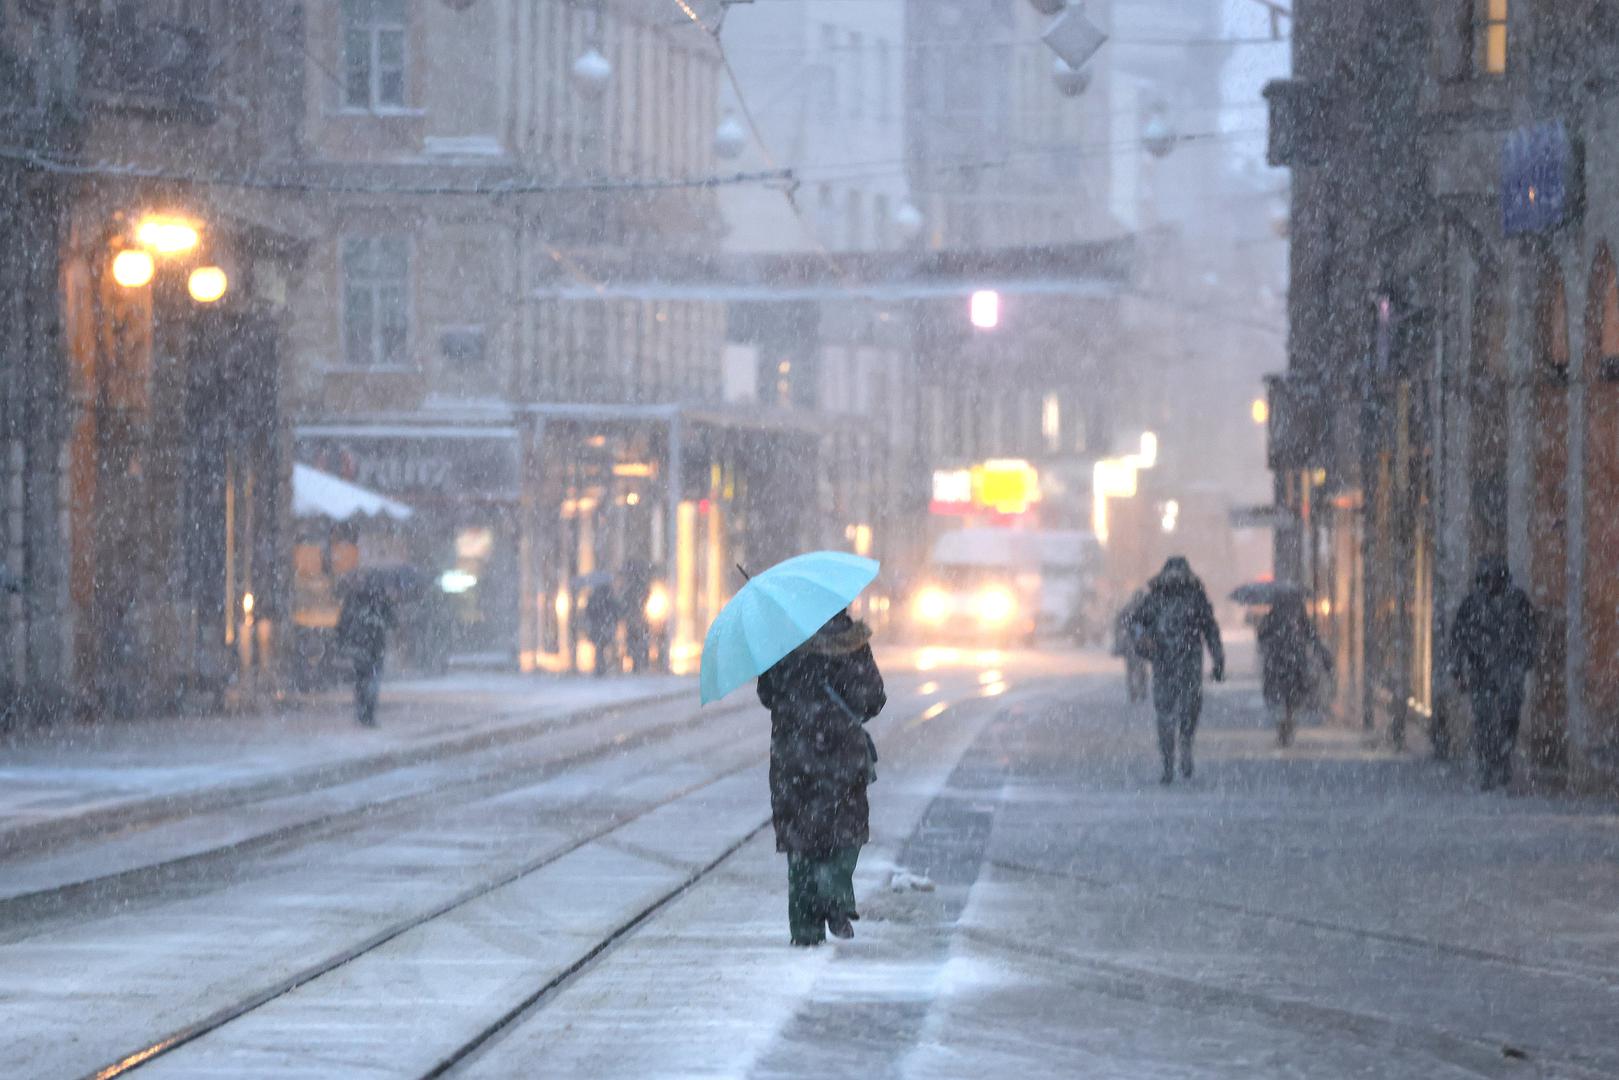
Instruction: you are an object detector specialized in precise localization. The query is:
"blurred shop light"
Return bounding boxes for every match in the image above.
[645,582,672,624]
[969,289,1000,329]
[1160,498,1180,534]
[1252,396,1270,425]
[1092,431,1160,545]
[440,569,478,594]
[972,459,1040,515]
[613,462,655,478]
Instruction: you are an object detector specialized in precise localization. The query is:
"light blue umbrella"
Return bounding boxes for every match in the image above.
[700,551,880,704]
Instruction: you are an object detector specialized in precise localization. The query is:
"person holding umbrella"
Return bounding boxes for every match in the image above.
[1257,592,1331,746]
[701,552,885,947]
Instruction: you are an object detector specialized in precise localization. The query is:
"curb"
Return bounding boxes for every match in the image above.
[0,687,695,859]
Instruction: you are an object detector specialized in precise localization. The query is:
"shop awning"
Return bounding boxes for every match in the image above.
[292,463,413,521]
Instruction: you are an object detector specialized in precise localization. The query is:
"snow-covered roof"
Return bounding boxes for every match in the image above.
[292,463,413,522]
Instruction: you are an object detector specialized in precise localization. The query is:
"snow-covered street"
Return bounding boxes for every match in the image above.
[4,649,1618,1078]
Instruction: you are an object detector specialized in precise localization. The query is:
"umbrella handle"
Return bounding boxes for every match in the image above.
[735,563,751,582]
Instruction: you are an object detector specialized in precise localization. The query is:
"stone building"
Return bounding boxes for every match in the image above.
[1,1,304,720]
[1267,0,1619,788]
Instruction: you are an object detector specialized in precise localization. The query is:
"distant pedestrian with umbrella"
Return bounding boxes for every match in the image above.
[336,576,397,728]
[701,552,885,947]
[1257,592,1331,746]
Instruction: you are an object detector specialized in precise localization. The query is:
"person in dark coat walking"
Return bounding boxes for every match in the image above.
[620,562,653,673]
[1450,558,1539,790]
[1112,589,1150,704]
[1128,556,1225,783]
[757,609,885,946]
[1258,593,1331,747]
[336,581,396,728]
[583,583,621,677]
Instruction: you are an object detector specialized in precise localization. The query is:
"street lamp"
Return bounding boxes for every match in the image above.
[135,215,200,255]
[714,113,747,160]
[571,48,612,97]
[112,249,155,288]
[1052,56,1092,97]
[892,201,925,242]
[188,265,228,303]
[1142,111,1176,158]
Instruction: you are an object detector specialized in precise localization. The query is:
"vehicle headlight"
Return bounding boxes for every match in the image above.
[914,586,952,625]
[975,586,1017,628]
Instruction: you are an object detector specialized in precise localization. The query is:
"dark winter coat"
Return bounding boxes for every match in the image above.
[336,585,395,668]
[1258,596,1330,709]
[1127,557,1225,705]
[1450,560,1539,692]
[583,585,621,646]
[757,614,886,855]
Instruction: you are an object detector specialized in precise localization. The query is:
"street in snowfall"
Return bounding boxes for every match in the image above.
[3,650,1618,1079]
[8,0,1619,1076]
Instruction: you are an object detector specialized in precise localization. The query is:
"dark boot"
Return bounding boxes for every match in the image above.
[1179,731,1194,778]
[1157,713,1175,783]
[827,914,854,940]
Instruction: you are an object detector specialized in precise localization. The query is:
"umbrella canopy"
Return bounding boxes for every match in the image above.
[1230,580,1303,606]
[341,564,429,600]
[699,551,879,705]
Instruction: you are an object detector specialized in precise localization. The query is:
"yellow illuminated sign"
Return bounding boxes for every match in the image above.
[971,459,1039,515]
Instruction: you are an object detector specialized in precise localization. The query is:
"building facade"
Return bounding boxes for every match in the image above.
[1267,0,1619,788]
[2,0,304,720]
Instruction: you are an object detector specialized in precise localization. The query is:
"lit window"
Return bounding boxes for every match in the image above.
[342,0,407,109]
[1476,0,1507,76]
[343,236,409,368]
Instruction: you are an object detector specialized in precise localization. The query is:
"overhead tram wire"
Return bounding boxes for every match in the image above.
[791,127,1270,185]
[667,0,871,298]
[0,145,794,195]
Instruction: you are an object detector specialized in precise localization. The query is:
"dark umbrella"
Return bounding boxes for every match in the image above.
[1230,580,1303,606]
[342,564,428,599]
[572,570,614,590]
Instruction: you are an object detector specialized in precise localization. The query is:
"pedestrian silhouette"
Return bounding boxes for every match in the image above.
[1450,558,1539,790]
[1128,556,1225,783]
[336,580,396,728]
[1258,592,1331,746]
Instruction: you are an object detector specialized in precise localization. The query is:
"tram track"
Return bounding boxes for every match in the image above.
[0,689,696,862]
[70,678,999,1080]
[1,696,757,930]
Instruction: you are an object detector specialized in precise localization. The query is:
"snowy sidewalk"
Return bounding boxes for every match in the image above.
[0,673,693,853]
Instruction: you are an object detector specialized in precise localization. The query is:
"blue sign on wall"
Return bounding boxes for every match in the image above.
[1502,121,1572,235]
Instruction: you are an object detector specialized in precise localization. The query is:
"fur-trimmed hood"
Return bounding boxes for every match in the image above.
[802,615,873,656]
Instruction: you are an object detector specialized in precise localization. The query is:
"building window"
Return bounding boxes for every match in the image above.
[849,31,863,118]
[440,326,487,372]
[820,24,838,112]
[1475,0,1507,76]
[342,0,407,109]
[876,40,891,121]
[343,236,409,368]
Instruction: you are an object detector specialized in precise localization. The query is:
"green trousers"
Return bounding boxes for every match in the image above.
[786,847,859,944]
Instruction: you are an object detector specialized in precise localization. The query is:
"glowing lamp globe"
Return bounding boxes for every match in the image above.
[188,265,228,303]
[112,250,155,288]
